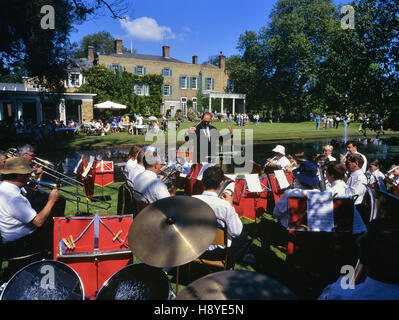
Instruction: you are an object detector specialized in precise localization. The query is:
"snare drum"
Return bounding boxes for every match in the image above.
[95,263,171,300]
[0,260,84,300]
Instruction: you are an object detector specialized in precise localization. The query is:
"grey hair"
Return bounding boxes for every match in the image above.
[17,144,34,156]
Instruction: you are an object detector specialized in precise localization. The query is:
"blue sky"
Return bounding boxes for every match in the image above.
[69,0,348,63]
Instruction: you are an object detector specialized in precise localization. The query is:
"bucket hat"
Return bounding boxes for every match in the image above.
[0,157,33,175]
[272,145,286,156]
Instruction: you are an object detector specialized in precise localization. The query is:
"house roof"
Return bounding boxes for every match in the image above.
[105,52,185,64]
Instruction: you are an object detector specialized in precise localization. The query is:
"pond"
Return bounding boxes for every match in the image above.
[38,136,399,183]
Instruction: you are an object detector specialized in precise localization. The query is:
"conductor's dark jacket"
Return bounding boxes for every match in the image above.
[184,122,233,163]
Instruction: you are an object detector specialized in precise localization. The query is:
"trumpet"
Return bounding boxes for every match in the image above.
[28,179,111,210]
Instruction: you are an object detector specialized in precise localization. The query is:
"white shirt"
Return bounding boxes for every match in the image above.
[193,191,242,250]
[0,181,37,243]
[271,156,292,170]
[133,170,170,204]
[124,159,137,177]
[347,169,368,205]
[327,155,336,162]
[367,169,385,186]
[327,180,366,234]
[127,164,145,188]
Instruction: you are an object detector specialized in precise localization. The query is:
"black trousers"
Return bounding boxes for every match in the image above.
[199,231,248,269]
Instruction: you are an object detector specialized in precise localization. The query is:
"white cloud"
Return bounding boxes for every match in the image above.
[120,16,176,42]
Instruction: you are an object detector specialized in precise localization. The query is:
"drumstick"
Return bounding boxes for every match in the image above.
[62,238,72,250]
[113,230,123,242]
[69,235,75,249]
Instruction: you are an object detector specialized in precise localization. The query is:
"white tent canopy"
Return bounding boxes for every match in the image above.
[94,100,127,109]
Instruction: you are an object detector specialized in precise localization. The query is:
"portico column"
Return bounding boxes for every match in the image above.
[243,99,246,114]
[221,97,224,114]
[17,100,23,119]
[232,98,235,115]
[0,100,3,121]
[58,98,66,123]
[209,96,212,113]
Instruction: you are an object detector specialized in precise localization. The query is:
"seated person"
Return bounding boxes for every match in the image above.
[0,158,59,257]
[124,144,141,178]
[325,161,366,234]
[273,160,320,228]
[386,163,399,196]
[126,150,145,188]
[265,145,292,171]
[318,217,399,300]
[366,159,386,189]
[194,166,246,269]
[133,150,175,204]
[323,145,336,162]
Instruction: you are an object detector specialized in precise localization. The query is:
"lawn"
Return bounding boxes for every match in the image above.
[35,120,398,151]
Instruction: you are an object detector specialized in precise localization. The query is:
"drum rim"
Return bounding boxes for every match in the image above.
[95,262,170,300]
[0,259,85,300]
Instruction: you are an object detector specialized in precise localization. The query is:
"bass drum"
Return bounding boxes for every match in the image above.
[0,260,84,300]
[95,263,171,300]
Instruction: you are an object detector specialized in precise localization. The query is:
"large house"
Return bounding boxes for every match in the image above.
[76,39,246,118]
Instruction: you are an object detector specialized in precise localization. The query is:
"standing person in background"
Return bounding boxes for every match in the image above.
[315,115,321,130]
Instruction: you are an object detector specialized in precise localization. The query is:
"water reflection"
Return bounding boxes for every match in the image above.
[39,137,399,182]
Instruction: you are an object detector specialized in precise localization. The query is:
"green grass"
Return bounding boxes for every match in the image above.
[36,121,399,151]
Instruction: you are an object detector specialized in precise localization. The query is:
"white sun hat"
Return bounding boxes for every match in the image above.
[272,145,286,155]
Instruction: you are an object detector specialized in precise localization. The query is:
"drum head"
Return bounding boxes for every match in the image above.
[1,260,84,300]
[96,263,170,300]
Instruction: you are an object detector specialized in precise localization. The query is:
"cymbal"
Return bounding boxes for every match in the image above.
[175,270,297,300]
[128,195,217,268]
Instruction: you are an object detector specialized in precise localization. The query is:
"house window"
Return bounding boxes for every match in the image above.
[135,66,146,75]
[204,77,214,91]
[181,97,187,115]
[192,98,197,112]
[134,83,150,96]
[162,84,172,96]
[162,68,172,77]
[227,79,234,92]
[68,73,81,87]
[109,64,122,74]
[190,77,198,90]
[179,76,188,89]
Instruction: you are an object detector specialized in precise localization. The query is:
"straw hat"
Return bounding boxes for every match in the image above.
[272,145,286,156]
[0,157,33,175]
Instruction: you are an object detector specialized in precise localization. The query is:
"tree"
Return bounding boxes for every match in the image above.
[72,31,133,58]
[0,0,128,91]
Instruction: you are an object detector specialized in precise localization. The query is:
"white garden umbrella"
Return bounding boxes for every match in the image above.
[94,101,127,109]
[148,116,157,120]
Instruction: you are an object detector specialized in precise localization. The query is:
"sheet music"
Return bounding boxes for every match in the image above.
[197,163,213,180]
[306,191,334,232]
[225,174,237,181]
[245,174,263,193]
[82,156,95,178]
[274,170,290,189]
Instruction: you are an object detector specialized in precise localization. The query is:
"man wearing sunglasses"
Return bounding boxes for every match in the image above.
[185,112,233,164]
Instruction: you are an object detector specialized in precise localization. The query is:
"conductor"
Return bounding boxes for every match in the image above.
[185,112,233,164]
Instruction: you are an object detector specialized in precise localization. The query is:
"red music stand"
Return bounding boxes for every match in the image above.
[53,214,133,300]
[232,176,271,221]
[268,172,293,206]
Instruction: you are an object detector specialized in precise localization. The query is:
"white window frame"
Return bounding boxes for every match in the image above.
[180,76,188,89]
[136,66,145,75]
[163,84,172,96]
[135,83,150,96]
[192,97,197,112]
[67,72,81,87]
[162,68,172,77]
[190,77,198,90]
[181,97,187,115]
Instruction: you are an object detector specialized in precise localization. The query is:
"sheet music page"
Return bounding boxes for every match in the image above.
[306,191,334,232]
[225,174,237,181]
[245,174,263,192]
[197,163,213,180]
[274,170,290,189]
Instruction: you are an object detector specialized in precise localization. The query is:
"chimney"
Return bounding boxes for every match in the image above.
[115,39,123,54]
[219,51,226,70]
[162,45,170,59]
[87,46,94,61]
[192,55,198,65]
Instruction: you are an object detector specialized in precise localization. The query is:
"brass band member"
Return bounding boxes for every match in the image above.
[323,145,336,162]
[16,144,44,180]
[265,145,292,171]
[386,164,399,197]
[0,158,59,258]
[340,141,368,173]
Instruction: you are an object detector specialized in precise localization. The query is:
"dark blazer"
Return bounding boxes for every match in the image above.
[185,121,233,163]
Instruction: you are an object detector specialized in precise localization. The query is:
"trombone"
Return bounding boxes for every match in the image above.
[7,147,83,187]
[28,179,111,211]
